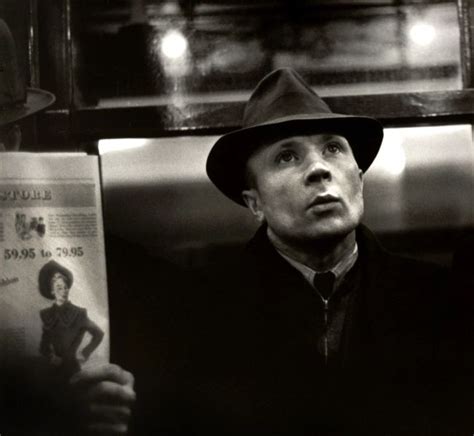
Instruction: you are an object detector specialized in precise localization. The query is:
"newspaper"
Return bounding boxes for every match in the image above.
[0,152,109,378]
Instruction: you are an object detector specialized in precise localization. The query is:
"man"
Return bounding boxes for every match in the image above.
[138,68,469,435]
[0,18,135,435]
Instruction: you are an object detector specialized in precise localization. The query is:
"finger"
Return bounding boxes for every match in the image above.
[70,363,134,386]
[83,380,136,405]
[87,403,132,422]
[70,363,134,388]
[86,422,129,435]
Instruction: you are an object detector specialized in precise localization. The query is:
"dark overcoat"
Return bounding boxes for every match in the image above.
[109,227,471,436]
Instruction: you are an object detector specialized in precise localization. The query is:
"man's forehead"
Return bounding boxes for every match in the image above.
[266,132,349,146]
[250,131,351,158]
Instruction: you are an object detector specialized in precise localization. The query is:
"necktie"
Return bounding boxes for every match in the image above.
[313,271,335,300]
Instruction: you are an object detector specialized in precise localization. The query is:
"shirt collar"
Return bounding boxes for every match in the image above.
[278,243,358,291]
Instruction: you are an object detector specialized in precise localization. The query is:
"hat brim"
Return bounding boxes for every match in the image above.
[206,114,384,206]
[0,88,55,126]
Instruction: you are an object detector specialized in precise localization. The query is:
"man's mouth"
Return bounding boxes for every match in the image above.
[307,194,339,211]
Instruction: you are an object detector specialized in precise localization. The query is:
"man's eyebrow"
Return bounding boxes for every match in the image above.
[273,138,301,148]
[320,134,346,142]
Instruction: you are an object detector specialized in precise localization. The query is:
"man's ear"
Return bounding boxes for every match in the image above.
[242,189,265,223]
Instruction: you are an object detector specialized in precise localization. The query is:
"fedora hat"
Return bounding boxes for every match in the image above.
[0,19,55,127]
[38,260,74,300]
[206,68,384,206]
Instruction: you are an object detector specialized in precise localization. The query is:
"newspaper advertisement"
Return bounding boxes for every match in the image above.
[0,152,109,379]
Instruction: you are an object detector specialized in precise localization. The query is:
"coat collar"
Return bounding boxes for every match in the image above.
[245,224,391,337]
[246,224,388,281]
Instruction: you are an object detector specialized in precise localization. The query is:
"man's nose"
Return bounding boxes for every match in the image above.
[304,158,331,185]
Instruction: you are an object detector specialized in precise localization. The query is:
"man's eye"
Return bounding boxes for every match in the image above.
[276,150,297,163]
[326,142,342,154]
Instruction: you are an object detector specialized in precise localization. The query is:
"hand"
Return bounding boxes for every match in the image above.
[69,363,136,435]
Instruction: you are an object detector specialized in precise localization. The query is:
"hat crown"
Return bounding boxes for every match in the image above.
[0,19,26,108]
[243,68,332,128]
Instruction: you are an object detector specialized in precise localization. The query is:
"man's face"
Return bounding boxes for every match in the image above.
[51,273,70,305]
[243,133,364,246]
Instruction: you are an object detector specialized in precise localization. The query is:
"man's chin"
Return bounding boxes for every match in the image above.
[268,219,359,252]
[298,226,357,249]
[302,222,358,244]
